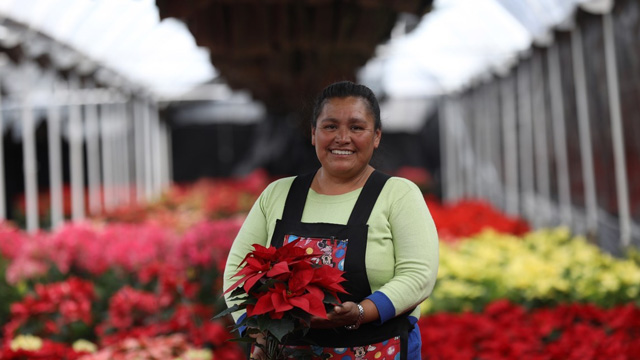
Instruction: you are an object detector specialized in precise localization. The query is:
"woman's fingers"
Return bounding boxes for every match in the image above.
[251,347,266,360]
[309,302,359,328]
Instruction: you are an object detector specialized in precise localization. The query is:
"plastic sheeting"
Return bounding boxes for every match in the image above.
[361,0,616,98]
[0,0,216,97]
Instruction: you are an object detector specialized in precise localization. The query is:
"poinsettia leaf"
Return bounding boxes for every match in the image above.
[246,256,270,270]
[213,304,240,319]
[290,308,312,327]
[288,296,311,313]
[251,244,277,260]
[251,292,275,315]
[305,293,329,318]
[271,292,294,314]
[323,292,341,305]
[288,268,314,293]
[266,261,290,277]
[243,273,266,293]
[256,314,274,332]
[242,296,258,305]
[229,287,248,298]
[245,317,259,328]
[224,273,253,294]
[227,337,257,343]
[267,317,295,342]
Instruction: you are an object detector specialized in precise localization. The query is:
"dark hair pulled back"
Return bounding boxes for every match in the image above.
[311,81,381,130]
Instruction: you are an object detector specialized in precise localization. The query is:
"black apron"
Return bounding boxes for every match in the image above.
[270,169,413,359]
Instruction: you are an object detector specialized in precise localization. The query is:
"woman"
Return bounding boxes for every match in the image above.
[223,81,439,359]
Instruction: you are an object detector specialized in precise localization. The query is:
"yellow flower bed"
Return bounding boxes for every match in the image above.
[422,227,640,314]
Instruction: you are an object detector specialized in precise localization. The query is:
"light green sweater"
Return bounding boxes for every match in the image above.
[223,175,439,323]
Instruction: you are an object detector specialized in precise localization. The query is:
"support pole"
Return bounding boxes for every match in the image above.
[517,62,535,221]
[439,98,452,202]
[150,101,162,197]
[532,53,551,226]
[159,118,171,191]
[68,76,85,221]
[143,99,153,200]
[84,83,102,215]
[547,41,573,227]
[603,12,631,247]
[21,92,39,232]
[134,99,146,204]
[118,103,132,205]
[100,103,115,211]
[114,104,127,206]
[571,25,599,235]
[473,90,483,198]
[47,81,64,228]
[0,90,5,220]
[501,76,519,215]
[462,97,474,199]
[486,82,502,208]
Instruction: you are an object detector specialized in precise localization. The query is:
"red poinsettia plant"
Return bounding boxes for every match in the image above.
[216,239,348,359]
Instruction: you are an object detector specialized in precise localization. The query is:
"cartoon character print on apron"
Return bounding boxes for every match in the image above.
[284,235,348,270]
[269,170,413,360]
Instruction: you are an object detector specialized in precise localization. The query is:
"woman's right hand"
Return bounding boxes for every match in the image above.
[249,332,267,360]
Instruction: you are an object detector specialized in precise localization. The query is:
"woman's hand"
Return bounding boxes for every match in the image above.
[310,301,361,329]
[249,332,267,360]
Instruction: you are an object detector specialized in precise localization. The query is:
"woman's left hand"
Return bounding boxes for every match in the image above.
[310,301,361,329]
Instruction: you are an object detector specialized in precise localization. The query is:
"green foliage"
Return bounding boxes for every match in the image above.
[0,256,23,331]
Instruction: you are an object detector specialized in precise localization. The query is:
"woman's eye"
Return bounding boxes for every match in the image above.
[324,124,337,130]
[351,126,364,131]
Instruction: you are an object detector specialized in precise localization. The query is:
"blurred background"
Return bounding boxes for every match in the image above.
[1,0,640,359]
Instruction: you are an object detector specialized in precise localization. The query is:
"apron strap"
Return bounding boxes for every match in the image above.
[280,170,316,223]
[281,169,390,225]
[347,170,390,225]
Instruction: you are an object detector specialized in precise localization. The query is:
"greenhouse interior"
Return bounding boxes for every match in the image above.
[1,0,640,359]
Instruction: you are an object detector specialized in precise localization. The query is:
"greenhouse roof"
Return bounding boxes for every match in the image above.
[0,0,614,101]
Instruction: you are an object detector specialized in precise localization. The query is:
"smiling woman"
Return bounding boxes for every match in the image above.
[223,81,439,359]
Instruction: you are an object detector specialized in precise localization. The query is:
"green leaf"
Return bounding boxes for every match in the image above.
[323,292,340,305]
[266,318,295,342]
[229,287,247,298]
[227,337,256,343]
[213,304,240,319]
[245,317,259,328]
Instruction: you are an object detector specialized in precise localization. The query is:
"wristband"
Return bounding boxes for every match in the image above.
[345,303,364,330]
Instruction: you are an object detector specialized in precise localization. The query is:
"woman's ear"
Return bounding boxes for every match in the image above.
[373,129,381,149]
[311,126,316,146]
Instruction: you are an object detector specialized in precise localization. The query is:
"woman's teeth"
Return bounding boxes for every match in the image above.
[332,150,353,155]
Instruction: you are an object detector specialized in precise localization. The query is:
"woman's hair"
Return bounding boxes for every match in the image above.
[311,81,381,130]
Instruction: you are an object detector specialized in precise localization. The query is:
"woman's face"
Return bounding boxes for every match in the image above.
[312,96,381,180]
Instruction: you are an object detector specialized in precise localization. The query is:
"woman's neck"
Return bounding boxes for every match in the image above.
[311,166,374,195]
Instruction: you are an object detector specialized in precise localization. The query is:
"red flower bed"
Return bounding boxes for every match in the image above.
[419,300,640,360]
[425,196,530,240]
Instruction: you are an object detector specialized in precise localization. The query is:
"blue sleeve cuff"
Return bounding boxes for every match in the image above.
[236,312,247,336]
[366,291,396,324]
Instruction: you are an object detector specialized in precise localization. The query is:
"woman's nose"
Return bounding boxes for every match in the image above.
[335,127,350,142]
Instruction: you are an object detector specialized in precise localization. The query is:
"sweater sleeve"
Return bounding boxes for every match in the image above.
[222,181,274,324]
[367,179,439,322]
